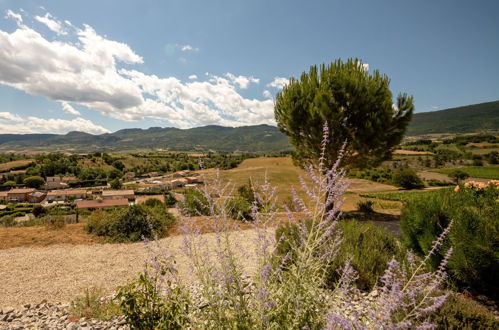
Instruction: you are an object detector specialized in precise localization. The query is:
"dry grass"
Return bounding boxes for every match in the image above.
[0,159,34,171]
[393,149,433,155]
[0,224,102,250]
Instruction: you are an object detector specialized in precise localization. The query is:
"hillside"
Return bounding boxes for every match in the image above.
[0,124,291,153]
[0,101,497,153]
[406,100,499,135]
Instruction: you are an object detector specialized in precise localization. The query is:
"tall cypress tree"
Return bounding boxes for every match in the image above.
[274,58,414,169]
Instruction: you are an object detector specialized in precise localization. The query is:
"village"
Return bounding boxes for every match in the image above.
[0,168,201,223]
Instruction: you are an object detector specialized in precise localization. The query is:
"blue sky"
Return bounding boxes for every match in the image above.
[0,0,497,134]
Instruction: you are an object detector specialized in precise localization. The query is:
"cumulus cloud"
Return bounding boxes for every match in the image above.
[35,13,66,35]
[0,111,23,121]
[5,10,23,26]
[61,102,80,115]
[267,77,289,89]
[188,74,198,80]
[0,11,275,129]
[225,73,259,89]
[0,111,109,134]
[262,90,272,99]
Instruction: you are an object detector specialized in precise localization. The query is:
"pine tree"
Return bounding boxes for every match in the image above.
[274,58,414,168]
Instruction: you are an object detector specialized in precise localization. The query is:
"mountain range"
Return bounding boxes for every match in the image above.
[0,100,497,153]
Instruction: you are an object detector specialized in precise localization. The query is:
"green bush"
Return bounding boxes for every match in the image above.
[143,198,164,208]
[400,187,499,298]
[69,288,120,320]
[44,215,66,230]
[86,205,175,242]
[356,200,374,213]
[391,168,424,189]
[426,179,453,187]
[179,189,210,216]
[429,292,499,329]
[116,268,189,329]
[226,198,253,221]
[275,219,403,291]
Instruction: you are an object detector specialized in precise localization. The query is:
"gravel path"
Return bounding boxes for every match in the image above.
[0,229,262,308]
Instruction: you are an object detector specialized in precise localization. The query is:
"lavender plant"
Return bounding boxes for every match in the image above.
[119,123,452,329]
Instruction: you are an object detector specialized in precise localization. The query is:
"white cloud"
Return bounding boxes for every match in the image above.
[0,111,108,134]
[362,63,369,71]
[35,13,66,35]
[0,111,23,121]
[262,90,272,99]
[188,74,198,80]
[5,10,23,26]
[0,12,275,129]
[61,102,80,115]
[179,44,199,52]
[267,77,289,89]
[225,73,259,89]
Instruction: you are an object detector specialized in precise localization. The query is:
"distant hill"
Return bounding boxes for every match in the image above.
[0,100,497,153]
[406,100,499,136]
[0,125,292,153]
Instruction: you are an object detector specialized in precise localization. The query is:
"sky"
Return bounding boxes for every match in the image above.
[0,0,497,135]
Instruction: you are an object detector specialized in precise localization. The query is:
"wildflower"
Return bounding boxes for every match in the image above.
[453,185,460,192]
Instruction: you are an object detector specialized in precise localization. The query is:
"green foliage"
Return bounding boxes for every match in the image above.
[110,178,123,189]
[348,167,393,184]
[448,169,470,184]
[179,189,210,216]
[86,205,175,242]
[116,267,189,329]
[274,58,413,168]
[44,215,66,230]
[426,179,453,187]
[432,166,499,180]
[226,197,253,221]
[23,175,45,188]
[360,190,440,203]
[32,205,47,217]
[356,200,375,213]
[429,293,499,329]
[69,288,120,320]
[275,219,403,291]
[391,168,424,189]
[3,180,16,187]
[407,100,499,135]
[143,198,164,208]
[400,187,499,297]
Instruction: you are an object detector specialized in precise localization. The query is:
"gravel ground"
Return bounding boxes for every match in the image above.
[0,229,262,308]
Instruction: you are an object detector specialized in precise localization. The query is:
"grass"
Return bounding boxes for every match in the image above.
[431,165,499,180]
[0,159,34,171]
[69,287,120,320]
[359,189,444,203]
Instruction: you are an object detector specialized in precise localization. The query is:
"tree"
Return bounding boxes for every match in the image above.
[23,176,45,188]
[274,58,414,169]
[392,168,424,190]
[110,178,123,189]
[448,169,469,184]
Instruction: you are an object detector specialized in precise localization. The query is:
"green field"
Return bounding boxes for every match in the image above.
[359,189,445,203]
[431,166,499,180]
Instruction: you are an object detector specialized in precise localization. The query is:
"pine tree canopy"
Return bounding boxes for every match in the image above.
[274,58,414,169]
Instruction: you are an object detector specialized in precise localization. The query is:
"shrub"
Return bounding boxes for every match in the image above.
[356,200,374,213]
[143,198,164,208]
[226,197,253,221]
[110,178,123,189]
[275,219,404,291]
[44,215,66,229]
[116,265,189,329]
[400,186,499,298]
[32,205,47,217]
[69,288,120,320]
[86,205,175,242]
[429,292,499,329]
[23,175,45,188]
[448,169,470,184]
[426,179,453,187]
[392,168,424,189]
[179,189,210,216]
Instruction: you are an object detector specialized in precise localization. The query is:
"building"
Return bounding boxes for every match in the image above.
[135,195,165,204]
[42,177,69,190]
[0,191,7,202]
[62,176,78,183]
[9,170,27,176]
[6,188,36,203]
[27,191,47,203]
[46,189,89,202]
[76,198,129,210]
[170,178,188,188]
[102,189,135,200]
[123,172,136,180]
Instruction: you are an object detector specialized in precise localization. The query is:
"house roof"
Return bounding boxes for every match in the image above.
[102,190,135,196]
[76,198,129,209]
[8,188,36,194]
[47,189,88,196]
[0,192,8,197]
[29,192,46,197]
